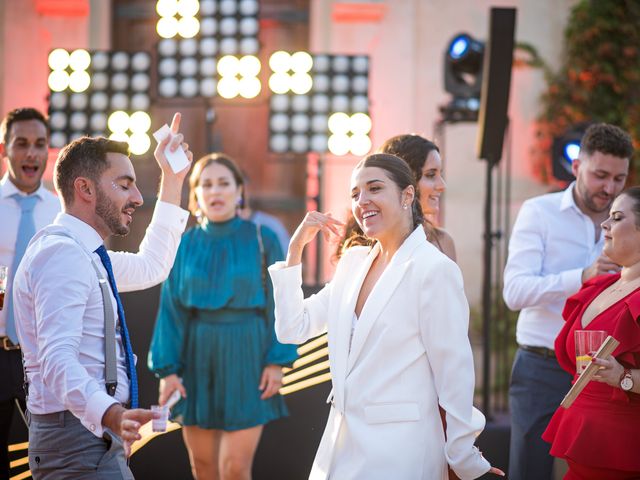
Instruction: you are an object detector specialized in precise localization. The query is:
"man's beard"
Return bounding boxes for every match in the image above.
[95,185,132,236]
[581,189,613,214]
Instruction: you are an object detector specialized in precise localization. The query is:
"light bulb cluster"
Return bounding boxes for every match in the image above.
[268,51,313,95]
[327,112,372,156]
[156,0,201,39]
[268,54,371,154]
[216,55,261,99]
[47,50,152,150]
[48,49,92,93]
[156,0,260,98]
[108,111,153,155]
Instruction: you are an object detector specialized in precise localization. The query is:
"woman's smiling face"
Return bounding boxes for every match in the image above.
[417,149,446,216]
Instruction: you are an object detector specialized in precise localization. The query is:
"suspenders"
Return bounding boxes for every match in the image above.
[44,230,118,397]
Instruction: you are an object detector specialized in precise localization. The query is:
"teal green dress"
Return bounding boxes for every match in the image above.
[148,216,298,430]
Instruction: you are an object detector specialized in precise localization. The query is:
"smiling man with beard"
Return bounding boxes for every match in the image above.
[11,113,193,479]
[0,108,61,478]
[503,123,634,480]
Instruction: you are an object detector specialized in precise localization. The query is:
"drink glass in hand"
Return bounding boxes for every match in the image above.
[574,330,607,374]
[0,266,8,310]
[151,405,169,432]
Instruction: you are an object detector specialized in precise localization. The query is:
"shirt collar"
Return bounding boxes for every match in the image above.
[559,181,579,212]
[0,173,46,200]
[54,212,104,253]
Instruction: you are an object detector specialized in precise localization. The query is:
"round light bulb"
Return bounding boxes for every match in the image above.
[48,71,70,92]
[290,73,312,95]
[177,0,199,17]
[129,133,151,155]
[328,112,350,135]
[156,0,179,17]
[239,77,261,99]
[328,134,350,156]
[108,111,130,134]
[129,111,152,134]
[69,49,91,71]
[217,55,240,77]
[349,135,372,156]
[178,16,200,38]
[238,55,261,77]
[269,51,291,73]
[157,17,179,39]
[291,51,313,73]
[69,71,91,93]
[48,48,70,71]
[268,73,290,94]
[217,77,240,99]
[350,113,372,135]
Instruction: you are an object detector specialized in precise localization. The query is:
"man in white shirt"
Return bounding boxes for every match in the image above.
[503,123,633,480]
[0,107,61,478]
[13,113,192,479]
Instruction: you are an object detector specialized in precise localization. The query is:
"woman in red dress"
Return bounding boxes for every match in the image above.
[543,186,640,479]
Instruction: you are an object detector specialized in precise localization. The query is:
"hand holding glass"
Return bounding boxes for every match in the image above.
[575,330,607,374]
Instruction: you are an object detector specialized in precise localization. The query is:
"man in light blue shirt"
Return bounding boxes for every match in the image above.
[503,123,633,479]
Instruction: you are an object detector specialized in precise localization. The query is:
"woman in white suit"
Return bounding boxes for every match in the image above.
[268,154,504,479]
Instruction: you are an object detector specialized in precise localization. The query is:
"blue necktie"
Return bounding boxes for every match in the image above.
[94,245,139,408]
[6,194,38,343]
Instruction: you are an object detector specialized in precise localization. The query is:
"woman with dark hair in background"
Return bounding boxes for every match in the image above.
[148,153,297,480]
[269,153,503,479]
[543,186,640,479]
[379,134,456,261]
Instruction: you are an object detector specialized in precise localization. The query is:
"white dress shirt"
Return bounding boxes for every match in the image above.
[0,174,61,337]
[13,201,188,437]
[503,183,603,349]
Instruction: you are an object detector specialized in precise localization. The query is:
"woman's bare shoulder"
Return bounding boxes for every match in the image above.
[432,227,457,263]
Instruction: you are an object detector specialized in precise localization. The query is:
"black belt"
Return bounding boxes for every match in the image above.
[520,345,555,359]
[0,336,20,351]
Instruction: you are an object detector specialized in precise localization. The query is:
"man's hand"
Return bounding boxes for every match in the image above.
[102,403,157,456]
[582,253,621,282]
[154,112,194,205]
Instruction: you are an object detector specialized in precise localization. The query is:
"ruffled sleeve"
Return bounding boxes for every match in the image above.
[147,239,191,378]
[260,225,298,367]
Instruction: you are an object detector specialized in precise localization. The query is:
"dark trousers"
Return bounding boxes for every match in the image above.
[508,348,572,480]
[0,348,26,479]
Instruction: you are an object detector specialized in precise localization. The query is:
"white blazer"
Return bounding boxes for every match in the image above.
[269,227,491,480]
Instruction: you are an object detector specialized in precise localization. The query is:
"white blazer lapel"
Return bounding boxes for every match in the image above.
[346,227,426,374]
[332,244,379,408]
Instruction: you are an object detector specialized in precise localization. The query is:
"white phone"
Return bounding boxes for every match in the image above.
[165,389,182,409]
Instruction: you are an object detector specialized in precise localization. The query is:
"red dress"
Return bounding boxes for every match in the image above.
[542,274,640,479]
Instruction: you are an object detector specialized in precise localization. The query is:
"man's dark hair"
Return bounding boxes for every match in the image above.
[0,107,49,144]
[581,123,634,160]
[54,136,130,205]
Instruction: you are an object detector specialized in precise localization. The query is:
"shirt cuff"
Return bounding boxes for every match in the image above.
[560,267,584,297]
[150,200,189,231]
[268,261,301,279]
[81,390,119,438]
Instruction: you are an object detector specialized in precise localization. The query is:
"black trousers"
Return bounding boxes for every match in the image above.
[0,348,26,479]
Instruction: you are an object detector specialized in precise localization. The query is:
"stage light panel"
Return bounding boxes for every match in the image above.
[268,53,371,154]
[156,0,261,98]
[48,49,152,151]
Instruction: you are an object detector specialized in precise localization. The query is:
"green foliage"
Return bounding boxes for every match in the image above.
[532,0,640,184]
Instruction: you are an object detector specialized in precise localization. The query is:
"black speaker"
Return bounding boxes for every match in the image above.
[476,8,517,163]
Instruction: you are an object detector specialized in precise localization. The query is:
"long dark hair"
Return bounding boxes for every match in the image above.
[379,134,440,183]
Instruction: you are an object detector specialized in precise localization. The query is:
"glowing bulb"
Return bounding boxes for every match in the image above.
[350,113,372,135]
[269,51,291,73]
[177,0,199,17]
[157,17,179,39]
[268,73,290,94]
[69,49,91,71]
[217,55,240,77]
[108,111,130,134]
[290,73,312,95]
[328,112,350,135]
[217,77,240,99]
[291,52,313,73]
[156,0,179,17]
[178,17,200,38]
[129,133,151,155]
[239,77,261,99]
[48,49,70,70]
[48,71,70,92]
[328,134,350,156]
[69,71,91,93]
[238,55,261,77]
[349,135,372,156]
[129,111,152,133]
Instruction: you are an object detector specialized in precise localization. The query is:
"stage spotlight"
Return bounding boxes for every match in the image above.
[156,0,261,98]
[48,49,152,150]
[551,124,590,182]
[441,32,485,123]
[216,55,261,99]
[268,54,371,154]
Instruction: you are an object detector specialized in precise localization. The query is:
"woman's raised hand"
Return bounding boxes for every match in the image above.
[286,211,345,266]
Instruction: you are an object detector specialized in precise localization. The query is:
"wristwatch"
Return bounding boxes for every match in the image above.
[620,368,634,391]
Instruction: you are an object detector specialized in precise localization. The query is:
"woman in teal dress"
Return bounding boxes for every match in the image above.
[148,153,298,480]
